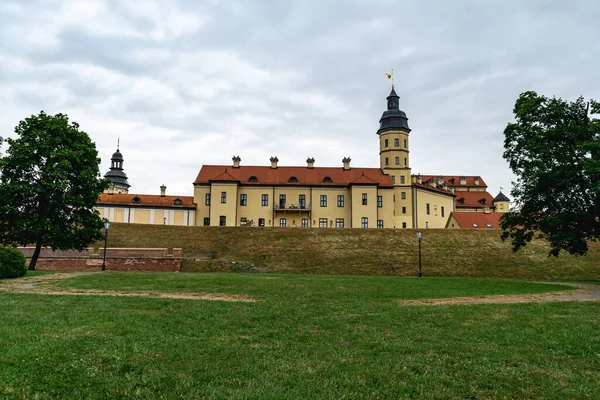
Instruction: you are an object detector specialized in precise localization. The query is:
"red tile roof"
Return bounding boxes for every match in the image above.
[447,212,503,228]
[194,165,395,187]
[454,191,495,208]
[421,175,487,188]
[413,181,456,196]
[97,193,196,209]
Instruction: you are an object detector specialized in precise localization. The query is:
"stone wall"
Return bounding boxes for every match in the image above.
[18,247,182,272]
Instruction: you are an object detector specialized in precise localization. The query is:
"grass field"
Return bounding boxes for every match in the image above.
[101,223,600,280]
[1,272,599,399]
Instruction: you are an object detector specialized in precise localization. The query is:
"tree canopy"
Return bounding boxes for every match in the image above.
[501,91,600,256]
[0,111,109,270]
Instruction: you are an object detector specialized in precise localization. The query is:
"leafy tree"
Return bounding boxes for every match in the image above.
[501,91,600,256]
[0,111,109,270]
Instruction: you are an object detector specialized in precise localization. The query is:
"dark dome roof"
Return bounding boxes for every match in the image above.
[111,150,124,160]
[493,191,510,202]
[377,87,411,134]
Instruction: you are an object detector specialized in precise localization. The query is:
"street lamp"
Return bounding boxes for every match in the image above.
[102,220,110,272]
[416,231,422,278]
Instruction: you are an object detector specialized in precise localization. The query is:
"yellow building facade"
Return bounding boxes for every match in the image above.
[97,86,508,228]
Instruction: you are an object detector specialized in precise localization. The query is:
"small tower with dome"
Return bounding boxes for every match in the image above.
[104,141,130,194]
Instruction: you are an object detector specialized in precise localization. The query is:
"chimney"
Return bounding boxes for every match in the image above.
[417,174,422,184]
[437,175,444,185]
[270,156,279,169]
[342,157,351,170]
[474,176,480,185]
[160,184,166,197]
[460,176,467,185]
[443,182,448,191]
[232,155,241,168]
[306,157,315,168]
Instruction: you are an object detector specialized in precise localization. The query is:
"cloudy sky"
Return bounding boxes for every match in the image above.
[1,0,599,197]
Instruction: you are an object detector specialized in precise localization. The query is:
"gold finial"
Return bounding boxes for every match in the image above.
[384,69,395,88]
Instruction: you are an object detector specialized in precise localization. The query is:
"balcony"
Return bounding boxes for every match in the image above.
[274,203,312,211]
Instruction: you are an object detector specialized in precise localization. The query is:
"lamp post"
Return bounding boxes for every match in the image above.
[416,231,422,278]
[102,220,110,272]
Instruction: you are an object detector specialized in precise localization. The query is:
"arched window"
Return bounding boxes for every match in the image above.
[288,176,298,183]
[322,176,333,183]
[248,176,259,182]
[132,196,141,204]
[174,198,182,206]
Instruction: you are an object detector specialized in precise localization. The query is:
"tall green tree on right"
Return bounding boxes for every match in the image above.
[501,91,600,256]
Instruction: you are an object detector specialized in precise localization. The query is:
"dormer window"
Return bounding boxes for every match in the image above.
[132,196,141,205]
[322,176,333,183]
[288,176,298,183]
[174,198,182,206]
[479,198,487,205]
[457,197,465,205]
[248,176,259,182]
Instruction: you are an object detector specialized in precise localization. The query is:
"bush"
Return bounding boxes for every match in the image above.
[0,246,27,279]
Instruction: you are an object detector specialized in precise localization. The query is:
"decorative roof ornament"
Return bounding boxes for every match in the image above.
[384,69,395,88]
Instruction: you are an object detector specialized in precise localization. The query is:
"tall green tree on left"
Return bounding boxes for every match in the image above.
[0,111,109,270]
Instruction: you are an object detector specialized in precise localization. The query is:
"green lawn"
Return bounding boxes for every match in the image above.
[1,273,598,399]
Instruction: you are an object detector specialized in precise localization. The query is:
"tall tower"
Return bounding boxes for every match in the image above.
[104,142,130,194]
[377,86,411,187]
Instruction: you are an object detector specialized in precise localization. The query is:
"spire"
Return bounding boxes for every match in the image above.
[377,84,410,134]
[387,87,400,111]
[117,138,120,151]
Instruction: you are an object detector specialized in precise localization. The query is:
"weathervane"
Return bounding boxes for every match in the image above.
[384,69,395,88]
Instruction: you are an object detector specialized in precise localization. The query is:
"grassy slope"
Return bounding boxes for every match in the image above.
[103,223,600,280]
[0,274,598,399]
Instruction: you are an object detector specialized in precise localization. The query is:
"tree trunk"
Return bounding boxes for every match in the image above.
[29,238,43,271]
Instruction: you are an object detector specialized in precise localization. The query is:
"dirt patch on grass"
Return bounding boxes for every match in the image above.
[0,272,257,303]
[397,283,600,306]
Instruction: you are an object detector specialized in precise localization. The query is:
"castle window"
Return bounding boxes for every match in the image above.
[337,195,344,207]
[320,195,327,207]
[391,176,395,184]
[401,192,406,200]
[361,217,368,228]
[441,206,445,217]
[240,194,247,206]
[280,218,287,227]
[322,176,333,183]
[377,196,382,208]
[402,222,407,228]
[288,176,298,183]
[301,218,309,227]
[248,176,259,182]
[132,196,141,205]
[319,218,327,228]
[402,206,406,214]
[174,198,182,206]
[203,217,210,226]
[426,203,430,215]
[384,139,388,147]
[261,194,268,206]
[400,176,405,184]
[240,217,247,226]
[219,216,226,226]
[385,158,389,166]
[395,157,400,165]
[336,218,344,228]
[205,193,211,205]
[404,158,407,166]
[394,138,399,147]
[258,218,265,227]
[362,193,367,205]
[377,220,383,229]
[221,192,227,203]
[404,139,407,148]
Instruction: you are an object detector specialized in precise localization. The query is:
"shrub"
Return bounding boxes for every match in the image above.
[0,246,27,279]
